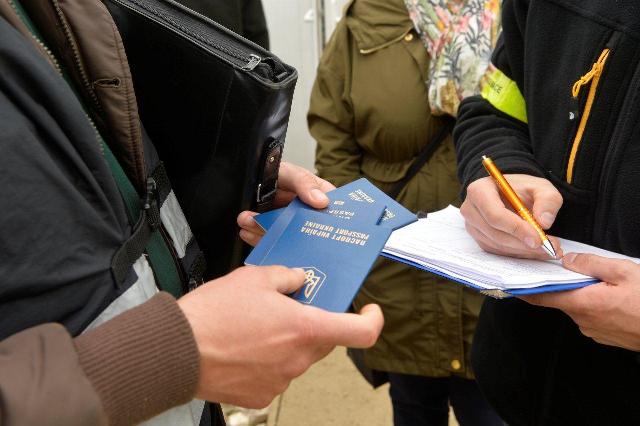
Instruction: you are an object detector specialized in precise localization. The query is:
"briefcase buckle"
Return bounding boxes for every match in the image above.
[257,181,278,204]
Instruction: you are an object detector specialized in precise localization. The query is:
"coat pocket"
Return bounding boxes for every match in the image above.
[546,171,595,243]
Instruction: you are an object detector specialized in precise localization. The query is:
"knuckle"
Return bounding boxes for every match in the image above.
[257,266,283,287]
[273,380,290,397]
[494,240,510,255]
[251,395,274,409]
[459,201,471,217]
[476,239,493,253]
[466,183,479,198]
[572,254,590,269]
[484,209,503,227]
[613,260,636,282]
[284,267,305,286]
[508,220,523,238]
[578,326,594,338]
[550,191,564,206]
[231,266,251,280]
[269,265,290,278]
[464,222,476,237]
[296,314,318,345]
[466,181,486,201]
[284,357,310,379]
[299,170,317,186]
[361,326,379,348]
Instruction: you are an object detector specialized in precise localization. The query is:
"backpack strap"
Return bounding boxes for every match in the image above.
[103,142,184,298]
[386,117,455,200]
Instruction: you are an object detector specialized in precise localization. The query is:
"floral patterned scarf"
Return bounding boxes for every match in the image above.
[404,0,501,116]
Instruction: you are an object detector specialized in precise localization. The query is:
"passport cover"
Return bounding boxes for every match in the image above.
[246,197,386,267]
[250,209,392,312]
[254,208,281,231]
[254,178,417,232]
[329,178,417,230]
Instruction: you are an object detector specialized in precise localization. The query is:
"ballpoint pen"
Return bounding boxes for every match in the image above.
[481,155,557,259]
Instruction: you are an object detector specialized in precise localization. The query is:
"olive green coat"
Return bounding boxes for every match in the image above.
[309,0,484,379]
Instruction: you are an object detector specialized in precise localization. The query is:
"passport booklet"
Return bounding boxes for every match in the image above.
[246,178,416,312]
[253,178,418,233]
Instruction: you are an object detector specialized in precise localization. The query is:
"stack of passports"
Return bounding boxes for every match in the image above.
[245,178,417,312]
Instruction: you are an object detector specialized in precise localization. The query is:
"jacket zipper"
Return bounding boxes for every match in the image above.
[566,48,611,183]
[7,0,63,76]
[49,0,103,115]
[8,0,104,157]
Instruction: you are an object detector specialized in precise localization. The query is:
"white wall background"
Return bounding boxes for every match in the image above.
[262,0,349,172]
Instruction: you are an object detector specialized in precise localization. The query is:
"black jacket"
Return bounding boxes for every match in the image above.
[455,0,640,425]
[175,0,269,49]
[0,17,131,339]
[0,1,225,423]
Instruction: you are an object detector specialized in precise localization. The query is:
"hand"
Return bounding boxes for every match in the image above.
[522,253,640,351]
[461,174,564,259]
[177,265,383,407]
[237,162,335,246]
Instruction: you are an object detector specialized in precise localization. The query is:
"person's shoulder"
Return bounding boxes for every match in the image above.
[318,20,354,76]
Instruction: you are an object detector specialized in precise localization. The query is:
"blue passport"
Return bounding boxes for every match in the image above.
[247,208,392,312]
[328,178,417,230]
[246,197,386,268]
[253,178,417,232]
[253,208,281,231]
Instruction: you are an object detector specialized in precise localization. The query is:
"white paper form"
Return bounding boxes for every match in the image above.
[383,206,638,290]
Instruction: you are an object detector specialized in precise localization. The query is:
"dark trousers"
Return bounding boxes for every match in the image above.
[388,373,503,426]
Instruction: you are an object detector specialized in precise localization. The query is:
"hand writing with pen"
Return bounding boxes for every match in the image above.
[462,169,640,352]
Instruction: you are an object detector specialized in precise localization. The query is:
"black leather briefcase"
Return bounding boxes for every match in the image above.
[104,0,298,279]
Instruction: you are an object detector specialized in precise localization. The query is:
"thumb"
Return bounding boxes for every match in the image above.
[278,163,334,209]
[311,304,384,348]
[562,252,634,284]
[261,266,306,294]
[530,182,563,229]
[295,174,333,209]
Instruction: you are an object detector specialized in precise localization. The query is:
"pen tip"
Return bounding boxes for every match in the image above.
[542,240,557,259]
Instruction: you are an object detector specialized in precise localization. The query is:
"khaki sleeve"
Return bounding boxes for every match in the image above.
[308,24,362,187]
[0,324,107,426]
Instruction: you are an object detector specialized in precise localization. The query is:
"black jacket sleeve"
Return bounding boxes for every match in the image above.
[453,0,545,192]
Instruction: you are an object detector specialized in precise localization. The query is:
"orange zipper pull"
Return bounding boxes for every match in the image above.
[572,49,611,98]
[566,48,611,183]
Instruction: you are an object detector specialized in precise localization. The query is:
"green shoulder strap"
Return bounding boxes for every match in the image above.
[102,143,184,298]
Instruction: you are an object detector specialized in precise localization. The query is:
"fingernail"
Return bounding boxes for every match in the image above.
[311,189,328,203]
[524,236,537,249]
[541,212,556,229]
[563,253,577,264]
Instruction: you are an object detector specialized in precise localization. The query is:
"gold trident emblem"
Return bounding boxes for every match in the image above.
[304,269,322,299]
